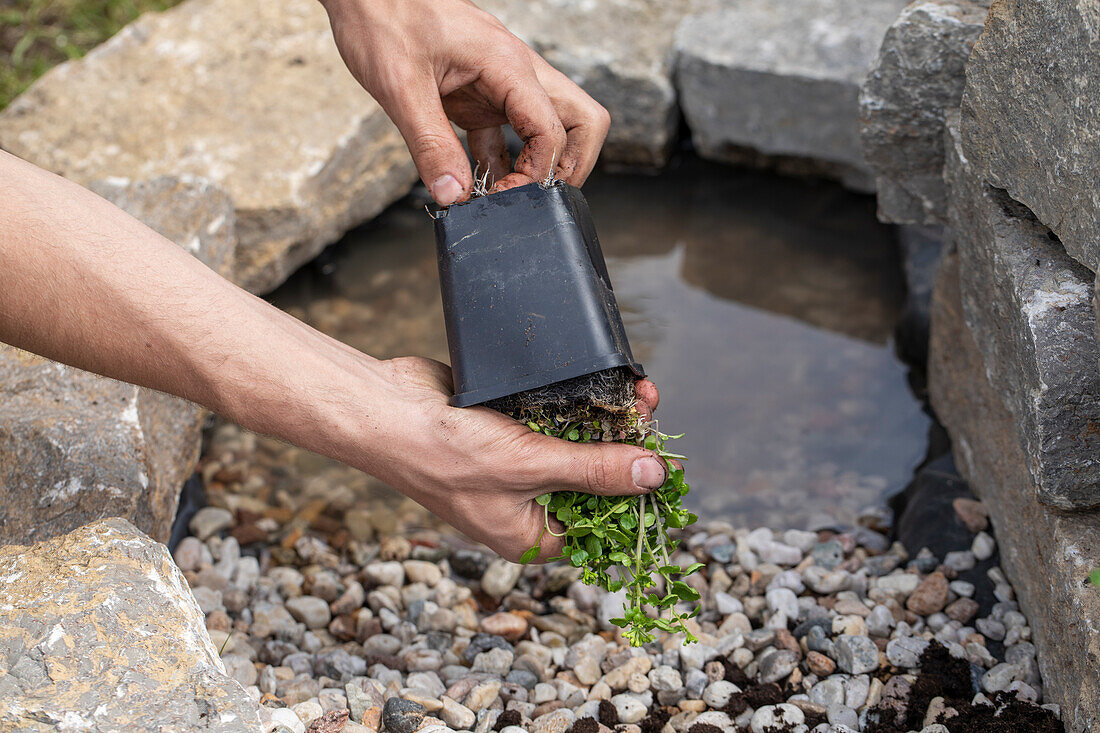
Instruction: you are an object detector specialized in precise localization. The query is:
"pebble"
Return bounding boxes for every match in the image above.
[702,680,740,708]
[610,693,647,724]
[189,507,234,540]
[982,662,1022,693]
[952,498,989,533]
[811,540,845,570]
[972,531,996,561]
[173,536,204,572]
[906,572,949,615]
[835,635,878,675]
[758,649,800,683]
[285,596,331,630]
[805,651,835,677]
[943,550,976,572]
[440,697,475,729]
[750,704,804,733]
[481,559,523,598]
[292,700,324,724]
[886,637,929,669]
[382,698,426,733]
[480,612,528,641]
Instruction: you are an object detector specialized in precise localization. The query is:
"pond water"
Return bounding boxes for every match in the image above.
[268,156,930,530]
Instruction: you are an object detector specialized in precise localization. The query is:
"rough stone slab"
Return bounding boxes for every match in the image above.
[928,253,1100,732]
[478,0,706,168]
[0,348,203,546]
[0,0,418,294]
[959,0,1100,274]
[0,177,232,546]
[0,518,260,731]
[675,0,909,186]
[859,0,990,223]
[945,114,1100,509]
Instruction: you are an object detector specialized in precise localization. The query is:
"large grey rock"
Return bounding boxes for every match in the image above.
[0,0,417,294]
[944,114,1100,509]
[0,518,262,731]
[478,0,706,168]
[959,0,1100,273]
[859,0,990,223]
[0,177,236,545]
[928,253,1100,733]
[0,349,204,545]
[675,0,908,189]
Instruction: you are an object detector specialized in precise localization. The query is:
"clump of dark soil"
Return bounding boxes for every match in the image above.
[493,710,522,731]
[597,700,620,728]
[639,706,674,733]
[866,642,1060,733]
[487,367,640,436]
[571,718,599,733]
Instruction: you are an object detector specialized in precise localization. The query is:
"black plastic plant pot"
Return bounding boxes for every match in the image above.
[433,180,644,408]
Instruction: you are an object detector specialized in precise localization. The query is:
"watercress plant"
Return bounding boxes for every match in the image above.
[518,409,702,646]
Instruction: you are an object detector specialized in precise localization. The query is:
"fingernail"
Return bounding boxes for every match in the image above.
[431,174,463,206]
[632,456,666,490]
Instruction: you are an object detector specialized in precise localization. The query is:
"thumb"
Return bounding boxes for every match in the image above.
[536,438,669,497]
[381,75,471,206]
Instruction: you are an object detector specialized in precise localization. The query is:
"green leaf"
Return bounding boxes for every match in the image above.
[670,581,701,601]
[570,549,589,566]
[535,493,552,506]
[519,545,540,564]
[682,562,706,575]
[1090,568,1100,587]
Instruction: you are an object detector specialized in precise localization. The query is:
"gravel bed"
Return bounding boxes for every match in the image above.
[181,424,1061,733]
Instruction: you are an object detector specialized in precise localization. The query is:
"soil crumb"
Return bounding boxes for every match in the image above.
[597,700,620,728]
[865,642,1061,733]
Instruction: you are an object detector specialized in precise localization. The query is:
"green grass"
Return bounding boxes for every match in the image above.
[1,0,179,109]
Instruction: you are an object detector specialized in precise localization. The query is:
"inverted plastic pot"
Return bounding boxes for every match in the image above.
[433,181,643,408]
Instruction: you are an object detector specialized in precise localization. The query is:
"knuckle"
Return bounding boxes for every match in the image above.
[409,128,456,159]
[584,454,612,493]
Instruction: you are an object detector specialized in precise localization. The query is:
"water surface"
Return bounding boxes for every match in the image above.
[270,157,930,529]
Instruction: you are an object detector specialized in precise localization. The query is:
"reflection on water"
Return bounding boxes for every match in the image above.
[270,156,930,529]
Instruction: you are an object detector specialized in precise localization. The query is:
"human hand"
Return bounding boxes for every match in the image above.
[362,357,665,562]
[319,0,611,205]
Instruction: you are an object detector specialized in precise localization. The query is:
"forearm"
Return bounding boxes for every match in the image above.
[0,151,399,472]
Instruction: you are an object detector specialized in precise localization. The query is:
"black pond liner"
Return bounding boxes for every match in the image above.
[432,180,643,409]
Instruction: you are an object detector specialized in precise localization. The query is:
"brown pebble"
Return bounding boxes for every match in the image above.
[532,700,567,718]
[704,660,725,682]
[205,610,232,633]
[952,498,989,533]
[834,599,871,617]
[945,597,980,624]
[479,611,528,641]
[906,572,949,615]
[307,709,349,733]
[806,651,836,677]
[329,615,358,641]
[230,523,269,545]
[774,628,800,654]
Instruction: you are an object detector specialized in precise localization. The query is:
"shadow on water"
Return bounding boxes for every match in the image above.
[270,155,930,530]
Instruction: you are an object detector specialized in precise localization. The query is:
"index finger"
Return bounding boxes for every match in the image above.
[475,54,568,190]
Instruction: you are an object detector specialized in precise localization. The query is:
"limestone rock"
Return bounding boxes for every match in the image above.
[959,0,1100,273]
[478,0,705,168]
[928,253,1100,732]
[0,518,261,731]
[0,0,417,294]
[945,114,1100,509]
[859,0,990,223]
[675,0,908,188]
[0,346,203,545]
